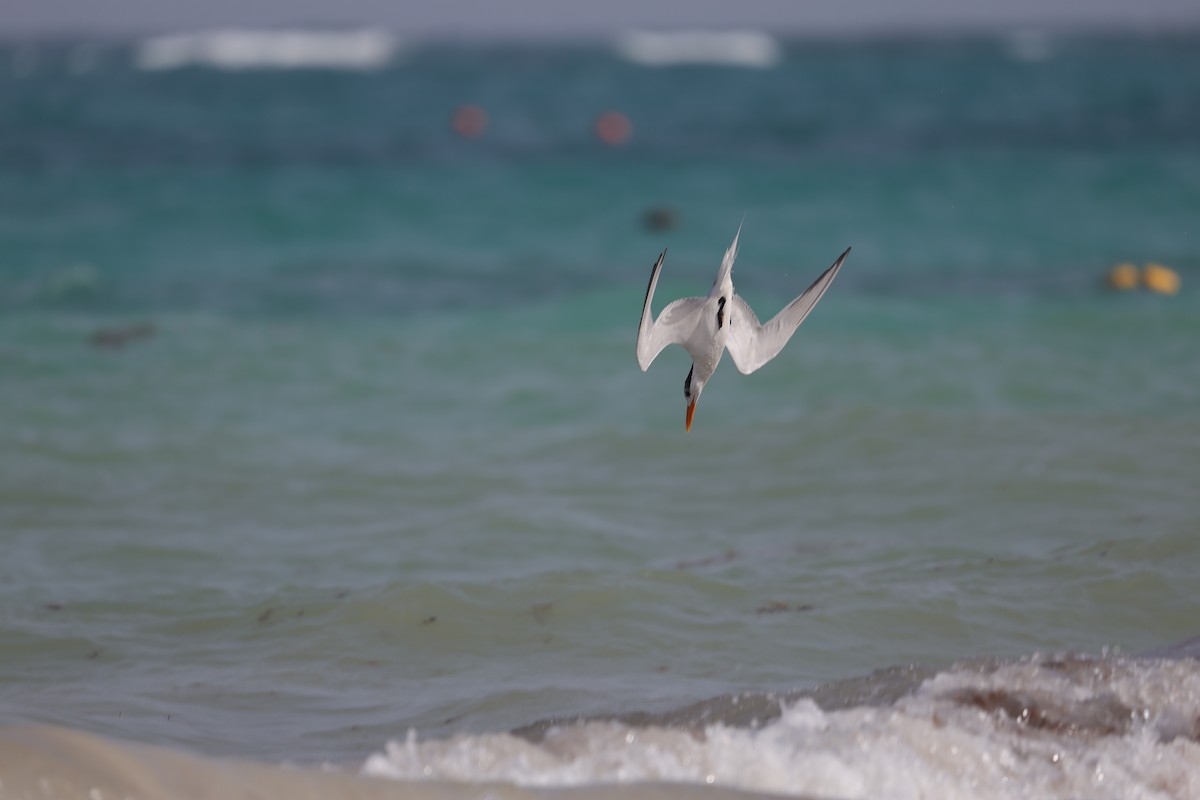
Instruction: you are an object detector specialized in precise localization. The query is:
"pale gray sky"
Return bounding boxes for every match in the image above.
[4,0,1199,37]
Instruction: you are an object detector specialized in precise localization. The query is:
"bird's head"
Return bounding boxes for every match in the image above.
[683,365,705,432]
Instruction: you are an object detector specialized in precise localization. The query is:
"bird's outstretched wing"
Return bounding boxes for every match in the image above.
[636,250,707,371]
[725,246,851,375]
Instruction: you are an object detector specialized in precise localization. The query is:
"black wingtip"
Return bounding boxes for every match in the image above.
[641,249,667,320]
[795,246,852,297]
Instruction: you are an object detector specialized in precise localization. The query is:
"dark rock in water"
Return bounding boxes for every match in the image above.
[89,322,156,350]
[642,207,679,232]
[949,686,1132,737]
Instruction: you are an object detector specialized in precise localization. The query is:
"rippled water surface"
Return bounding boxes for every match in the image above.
[1,30,1198,798]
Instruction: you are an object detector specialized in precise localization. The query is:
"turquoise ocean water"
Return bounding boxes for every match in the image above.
[1,31,1199,798]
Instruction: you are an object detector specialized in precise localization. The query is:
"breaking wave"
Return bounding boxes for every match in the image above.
[365,653,1200,799]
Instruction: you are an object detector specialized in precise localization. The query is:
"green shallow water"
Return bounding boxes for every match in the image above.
[2,299,1198,760]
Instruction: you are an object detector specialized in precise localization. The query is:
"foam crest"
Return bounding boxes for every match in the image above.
[136,28,400,71]
[614,31,782,68]
[364,656,1200,799]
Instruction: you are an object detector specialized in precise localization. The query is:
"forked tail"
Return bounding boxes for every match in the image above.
[712,217,743,290]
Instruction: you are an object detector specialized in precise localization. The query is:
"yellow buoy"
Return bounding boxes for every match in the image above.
[1106,262,1139,291]
[1142,262,1181,295]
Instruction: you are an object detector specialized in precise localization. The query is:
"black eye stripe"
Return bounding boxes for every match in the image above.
[684,364,694,397]
[716,296,726,328]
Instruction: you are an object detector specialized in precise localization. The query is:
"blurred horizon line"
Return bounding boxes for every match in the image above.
[3,18,1200,46]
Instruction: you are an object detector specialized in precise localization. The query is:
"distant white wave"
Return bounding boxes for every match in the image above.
[615,30,782,68]
[1002,29,1055,63]
[136,28,401,71]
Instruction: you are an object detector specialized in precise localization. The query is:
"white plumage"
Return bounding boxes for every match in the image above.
[636,224,850,430]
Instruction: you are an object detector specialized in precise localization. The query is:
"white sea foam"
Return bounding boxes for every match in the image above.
[364,656,1200,799]
[135,28,401,71]
[614,31,782,68]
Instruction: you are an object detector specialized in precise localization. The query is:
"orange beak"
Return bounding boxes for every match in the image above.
[685,399,696,432]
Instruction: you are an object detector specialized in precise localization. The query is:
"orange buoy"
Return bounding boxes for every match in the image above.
[595,111,632,146]
[451,104,488,138]
[1106,262,1139,291]
[1142,262,1180,295]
